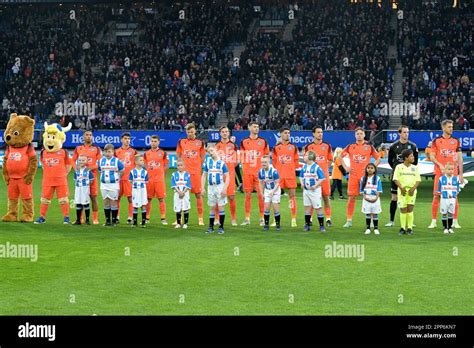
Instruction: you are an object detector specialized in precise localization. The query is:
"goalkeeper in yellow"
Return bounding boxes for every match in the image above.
[393,149,421,235]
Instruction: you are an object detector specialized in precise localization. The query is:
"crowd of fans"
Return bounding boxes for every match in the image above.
[234,2,394,131]
[398,1,473,130]
[0,3,253,130]
[0,1,472,132]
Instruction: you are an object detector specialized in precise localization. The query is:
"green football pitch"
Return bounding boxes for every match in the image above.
[0,172,472,315]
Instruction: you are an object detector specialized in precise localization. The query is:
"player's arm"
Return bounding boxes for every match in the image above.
[272,170,280,195]
[298,168,304,188]
[371,145,381,166]
[393,166,406,195]
[176,140,183,161]
[200,141,206,164]
[117,160,125,175]
[313,166,325,189]
[164,152,170,172]
[327,144,334,168]
[376,176,383,200]
[128,171,133,183]
[436,177,442,195]
[413,144,419,166]
[65,150,72,174]
[430,139,444,171]
[359,177,366,200]
[258,174,265,197]
[339,146,350,172]
[89,171,94,182]
[408,167,421,196]
[201,172,207,195]
[222,164,229,194]
[71,147,79,170]
[388,144,395,169]
[457,143,463,182]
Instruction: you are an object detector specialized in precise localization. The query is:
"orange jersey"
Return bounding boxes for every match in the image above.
[72,144,102,174]
[40,149,71,186]
[4,144,36,179]
[425,147,432,161]
[144,148,169,182]
[430,135,462,175]
[341,141,379,177]
[215,140,238,174]
[240,136,269,175]
[176,138,206,174]
[272,142,299,179]
[115,146,138,181]
[303,141,334,173]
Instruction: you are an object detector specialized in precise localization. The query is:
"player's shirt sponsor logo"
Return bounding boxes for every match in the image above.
[147,160,161,169]
[440,149,456,158]
[352,154,367,163]
[278,154,293,164]
[183,149,199,159]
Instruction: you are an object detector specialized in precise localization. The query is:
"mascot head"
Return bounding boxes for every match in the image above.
[4,113,35,148]
[42,122,72,153]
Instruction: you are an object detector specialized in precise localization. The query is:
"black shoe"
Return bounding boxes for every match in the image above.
[407,228,413,235]
[85,220,91,225]
[339,195,346,200]
[326,219,332,227]
[115,218,120,224]
[127,218,133,225]
[103,221,112,227]
[73,220,81,225]
[399,228,406,235]
[329,195,334,200]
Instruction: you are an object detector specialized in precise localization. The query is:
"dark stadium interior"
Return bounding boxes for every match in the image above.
[0,0,472,132]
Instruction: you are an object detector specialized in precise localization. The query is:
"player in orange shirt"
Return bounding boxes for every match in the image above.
[428,119,463,229]
[176,123,206,225]
[272,127,299,227]
[144,135,169,224]
[339,127,380,228]
[239,121,269,226]
[303,126,334,226]
[215,126,239,226]
[115,132,138,224]
[71,130,102,224]
[36,148,72,224]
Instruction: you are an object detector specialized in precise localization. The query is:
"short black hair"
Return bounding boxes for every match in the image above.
[280,127,290,133]
[312,125,323,133]
[401,149,413,160]
[121,132,131,139]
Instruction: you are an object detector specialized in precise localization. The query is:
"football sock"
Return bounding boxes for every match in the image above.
[431,197,439,220]
[274,211,280,226]
[390,200,397,222]
[245,194,251,219]
[183,211,189,224]
[317,213,324,227]
[264,211,270,226]
[406,212,414,229]
[196,196,203,219]
[219,210,225,228]
[347,199,355,220]
[229,199,236,220]
[176,212,182,225]
[400,213,407,230]
[373,214,379,229]
[209,213,215,228]
[290,197,297,219]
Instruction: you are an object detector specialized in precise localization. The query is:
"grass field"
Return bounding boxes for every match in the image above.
[0,172,473,315]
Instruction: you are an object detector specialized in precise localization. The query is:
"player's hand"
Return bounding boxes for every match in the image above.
[24,176,33,185]
[400,187,407,196]
[408,188,415,196]
[4,175,10,185]
[439,164,445,172]
[221,190,227,198]
[201,187,206,195]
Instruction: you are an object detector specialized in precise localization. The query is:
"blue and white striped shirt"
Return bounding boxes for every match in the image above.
[98,156,124,184]
[129,168,149,189]
[74,167,94,187]
[299,162,325,190]
[258,166,280,190]
[202,157,228,186]
[171,171,192,192]
[359,175,383,196]
[437,175,460,199]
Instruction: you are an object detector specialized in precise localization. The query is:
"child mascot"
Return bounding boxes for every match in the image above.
[2,113,38,222]
[34,122,72,224]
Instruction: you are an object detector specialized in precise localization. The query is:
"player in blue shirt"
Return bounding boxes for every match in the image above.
[171,160,192,229]
[98,143,124,226]
[299,151,326,232]
[129,154,149,228]
[201,144,229,234]
[258,156,281,231]
[359,163,383,235]
[73,154,95,225]
[437,162,460,234]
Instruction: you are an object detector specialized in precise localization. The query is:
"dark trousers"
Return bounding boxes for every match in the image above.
[331,179,343,197]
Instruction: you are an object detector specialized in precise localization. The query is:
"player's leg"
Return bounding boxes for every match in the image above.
[145,182,154,222]
[399,207,407,234]
[217,202,226,233]
[452,198,461,228]
[429,175,440,228]
[273,200,281,230]
[406,204,414,234]
[110,197,119,225]
[373,213,380,234]
[254,174,264,226]
[103,197,112,226]
[364,214,372,234]
[337,179,345,199]
[343,177,358,227]
[386,178,398,226]
[117,181,123,221]
[263,194,271,230]
[284,176,297,227]
[321,178,332,226]
[241,173,253,224]
[441,213,448,233]
[132,191,139,227]
[157,181,167,224]
[227,171,237,225]
[90,176,99,224]
[36,186,54,223]
[330,179,336,200]
[126,185,134,224]
[207,191,216,233]
[75,204,83,225]
[189,174,204,224]
[140,203,147,227]
[57,185,70,223]
[303,190,311,231]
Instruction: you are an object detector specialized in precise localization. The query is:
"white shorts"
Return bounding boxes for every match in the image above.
[361,196,382,214]
[440,197,456,215]
[132,187,148,208]
[101,183,119,201]
[74,185,91,205]
[264,189,281,204]
[303,188,322,209]
[174,191,191,212]
[207,184,227,207]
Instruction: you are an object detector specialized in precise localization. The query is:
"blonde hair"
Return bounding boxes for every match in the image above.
[333,147,343,157]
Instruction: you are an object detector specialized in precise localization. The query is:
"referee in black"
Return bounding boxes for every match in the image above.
[385,125,419,227]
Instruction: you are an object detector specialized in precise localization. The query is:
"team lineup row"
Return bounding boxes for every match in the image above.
[6,120,464,234]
